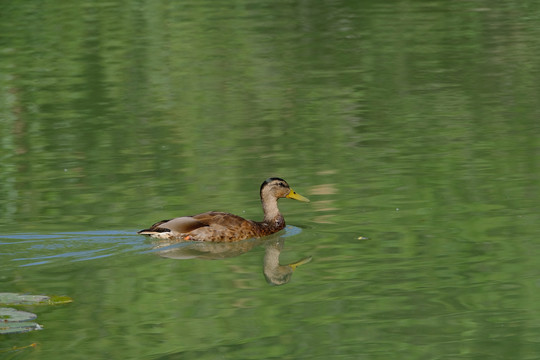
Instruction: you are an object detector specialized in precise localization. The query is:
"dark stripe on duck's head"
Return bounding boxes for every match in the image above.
[261,177,288,192]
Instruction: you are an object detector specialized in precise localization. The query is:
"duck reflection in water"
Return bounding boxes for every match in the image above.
[150,233,311,286]
[262,237,312,286]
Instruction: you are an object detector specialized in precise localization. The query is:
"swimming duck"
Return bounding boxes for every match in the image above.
[137,177,309,242]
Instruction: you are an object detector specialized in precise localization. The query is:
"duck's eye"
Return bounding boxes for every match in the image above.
[278,182,287,187]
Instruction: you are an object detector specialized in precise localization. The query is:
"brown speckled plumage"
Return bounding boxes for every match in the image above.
[137,178,309,242]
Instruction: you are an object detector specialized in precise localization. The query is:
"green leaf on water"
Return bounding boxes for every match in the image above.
[0,308,42,334]
[46,295,73,305]
[0,292,73,306]
[0,293,71,335]
[0,307,36,322]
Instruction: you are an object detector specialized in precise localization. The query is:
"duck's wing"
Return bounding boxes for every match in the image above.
[137,216,208,234]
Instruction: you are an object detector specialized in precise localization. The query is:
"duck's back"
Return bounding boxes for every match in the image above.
[139,211,272,242]
[189,211,263,242]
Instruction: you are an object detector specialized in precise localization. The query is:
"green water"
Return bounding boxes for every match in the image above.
[1,1,540,359]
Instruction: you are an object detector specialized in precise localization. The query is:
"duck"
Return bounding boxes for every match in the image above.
[137,177,310,242]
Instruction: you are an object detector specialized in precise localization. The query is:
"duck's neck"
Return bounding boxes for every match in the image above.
[261,196,285,228]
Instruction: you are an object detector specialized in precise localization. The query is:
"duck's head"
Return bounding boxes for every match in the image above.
[260,177,310,202]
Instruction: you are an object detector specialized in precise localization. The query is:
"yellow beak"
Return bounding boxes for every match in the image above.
[286,188,310,202]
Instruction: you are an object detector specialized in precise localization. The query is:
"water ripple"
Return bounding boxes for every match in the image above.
[0,226,304,269]
[0,231,148,269]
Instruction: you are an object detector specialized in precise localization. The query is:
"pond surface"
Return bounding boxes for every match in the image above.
[1,1,540,359]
